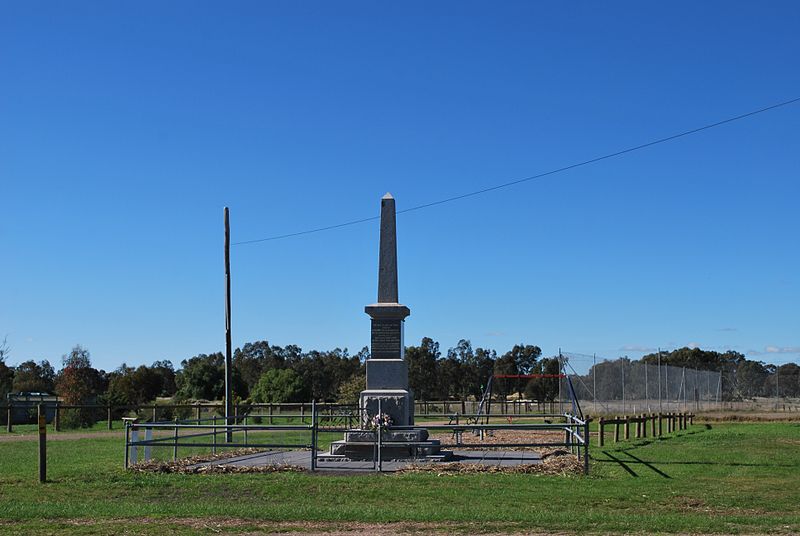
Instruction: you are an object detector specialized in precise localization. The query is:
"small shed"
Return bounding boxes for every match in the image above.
[6,392,60,424]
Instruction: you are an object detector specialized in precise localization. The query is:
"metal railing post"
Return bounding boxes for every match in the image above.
[130,426,138,466]
[124,421,130,469]
[376,399,382,472]
[311,401,317,472]
[173,418,178,461]
[144,426,152,461]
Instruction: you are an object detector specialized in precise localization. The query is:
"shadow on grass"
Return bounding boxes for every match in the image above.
[622,450,671,478]
[601,450,638,477]
[594,424,799,474]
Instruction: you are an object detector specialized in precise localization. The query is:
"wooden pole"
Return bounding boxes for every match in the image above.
[224,207,233,443]
[598,417,605,447]
[6,404,12,433]
[38,405,47,483]
[108,406,113,430]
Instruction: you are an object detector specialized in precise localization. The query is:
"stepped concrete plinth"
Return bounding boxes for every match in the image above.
[321,428,452,462]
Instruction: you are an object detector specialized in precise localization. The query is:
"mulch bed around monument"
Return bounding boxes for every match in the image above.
[430,428,570,453]
[129,448,306,474]
[397,451,583,476]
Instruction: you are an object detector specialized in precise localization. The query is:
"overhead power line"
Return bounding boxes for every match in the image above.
[233,96,800,246]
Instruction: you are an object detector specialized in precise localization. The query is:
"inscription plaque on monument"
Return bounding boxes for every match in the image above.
[370,319,403,359]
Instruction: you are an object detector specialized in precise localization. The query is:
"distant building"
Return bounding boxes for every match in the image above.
[6,392,60,424]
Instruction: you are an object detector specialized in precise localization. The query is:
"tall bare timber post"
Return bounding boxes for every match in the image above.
[38,404,46,483]
[224,207,233,443]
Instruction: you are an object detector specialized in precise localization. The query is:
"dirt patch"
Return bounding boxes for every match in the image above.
[673,496,769,517]
[43,518,572,535]
[695,411,800,423]
[0,430,125,442]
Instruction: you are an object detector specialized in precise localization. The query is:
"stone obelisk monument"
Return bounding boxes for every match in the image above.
[360,193,414,426]
[321,193,450,461]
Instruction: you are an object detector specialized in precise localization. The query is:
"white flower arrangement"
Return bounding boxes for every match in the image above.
[368,412,393,430]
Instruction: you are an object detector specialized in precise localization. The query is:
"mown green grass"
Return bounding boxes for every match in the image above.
[0,423,798,534]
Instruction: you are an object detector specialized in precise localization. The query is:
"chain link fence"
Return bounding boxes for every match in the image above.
[563,353,720,415]
[561,351,800,415]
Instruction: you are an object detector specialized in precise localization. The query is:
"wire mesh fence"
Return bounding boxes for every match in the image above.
[561,351,800,415]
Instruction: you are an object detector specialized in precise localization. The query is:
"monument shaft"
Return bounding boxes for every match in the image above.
[377,194,399,304]
[362,193,412,426]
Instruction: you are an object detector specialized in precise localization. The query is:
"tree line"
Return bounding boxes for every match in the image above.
[1,336,797,428]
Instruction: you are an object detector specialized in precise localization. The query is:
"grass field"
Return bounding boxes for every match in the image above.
[0,422,798,535]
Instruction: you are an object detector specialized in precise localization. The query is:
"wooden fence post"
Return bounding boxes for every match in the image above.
[38,405,47,483]
[624,416,630,440]
[6,404,12,433]
[269,403,273,425]
[658,413,663,436]
[54,402,60,432]
[196,404,201,424]
[614,417,620,443]
[108,406,113,430]
[598,417,605,447]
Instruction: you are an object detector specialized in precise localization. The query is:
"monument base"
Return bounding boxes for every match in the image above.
[360,389,414,427]
[321,428,453,462]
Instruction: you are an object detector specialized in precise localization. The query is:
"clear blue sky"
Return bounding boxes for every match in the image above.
[2,1,799,373]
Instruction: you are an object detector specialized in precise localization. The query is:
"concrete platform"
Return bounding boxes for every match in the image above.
[188,449,543,473]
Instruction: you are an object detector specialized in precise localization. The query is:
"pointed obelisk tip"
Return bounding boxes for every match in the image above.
[377,192,398,303]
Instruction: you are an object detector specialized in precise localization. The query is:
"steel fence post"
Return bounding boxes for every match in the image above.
[213,415,217,455]
[173,418,178,461]
[124,421,130,469]
[310,401,316,472]
[130,426,138,466]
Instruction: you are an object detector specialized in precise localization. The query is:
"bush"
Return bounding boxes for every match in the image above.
[251,369,305,403]
[59,407,100,429]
